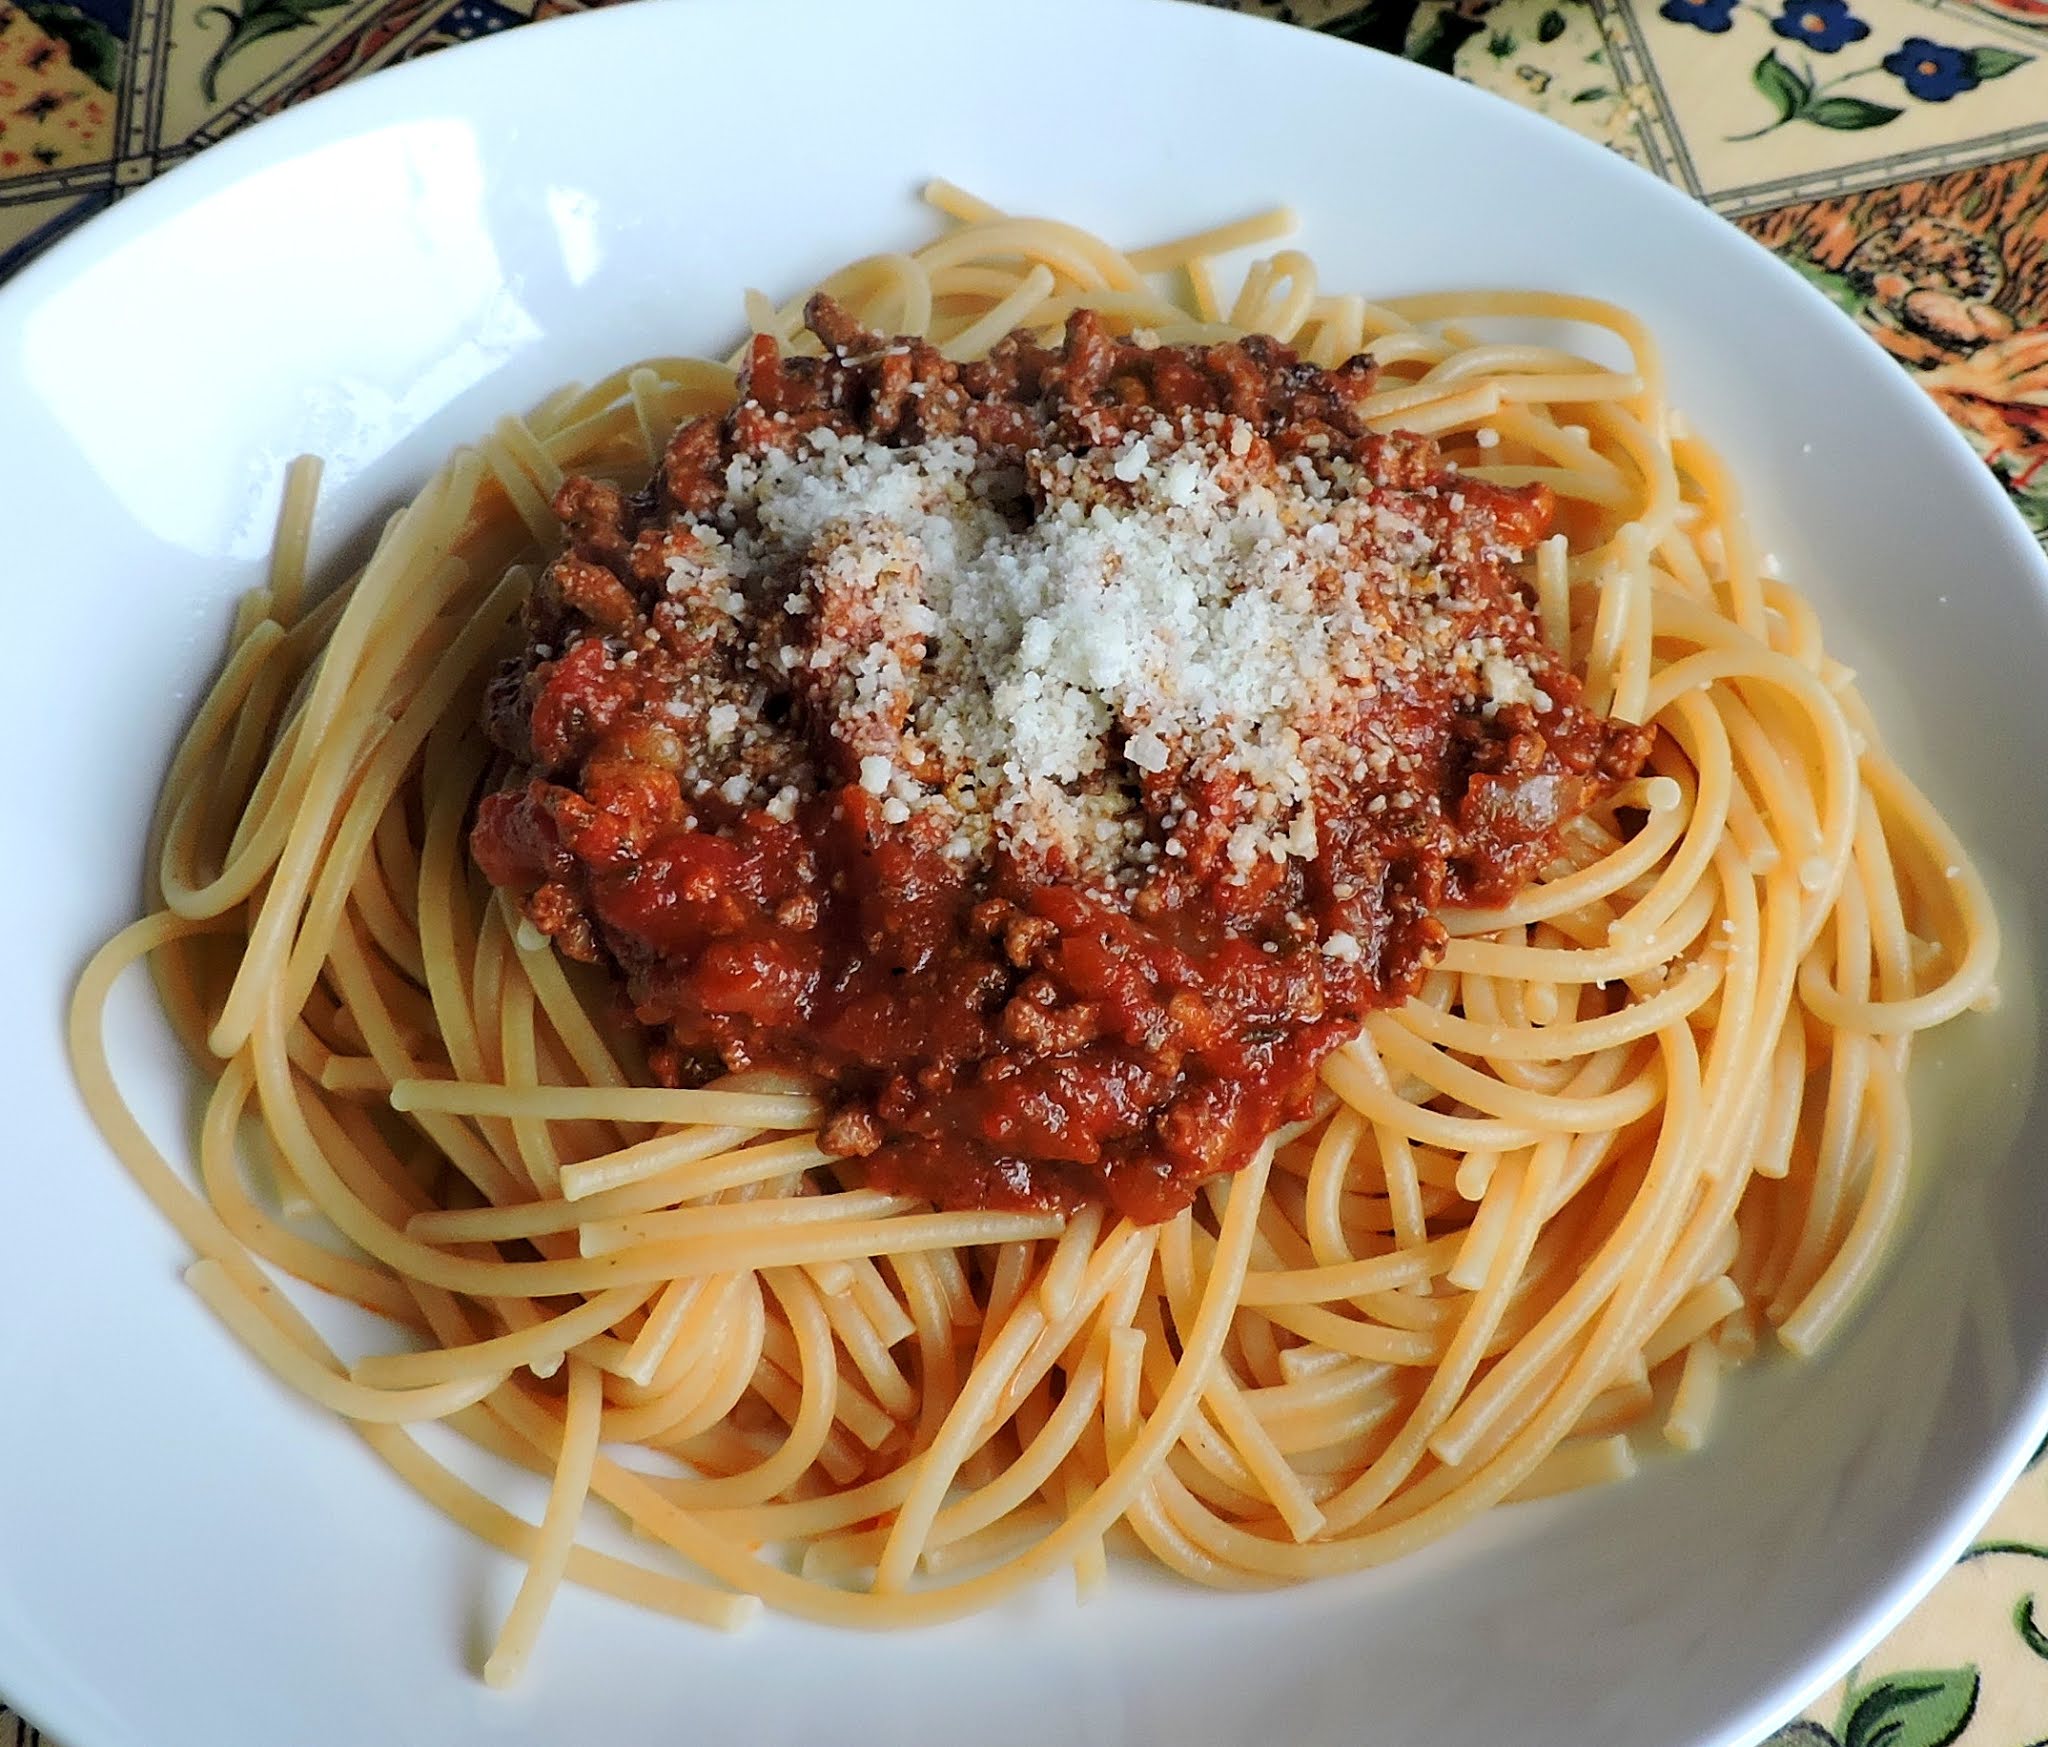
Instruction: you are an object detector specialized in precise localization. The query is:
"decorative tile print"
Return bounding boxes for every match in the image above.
[161,0,374,145]
[0,0,123,272]
[1614,0,2048,213]
[1403,0,1657,161]
[240,0,468,110]
[0,0,120,178]
[187,0,357,109]
[1741,148,2048,535]
[0,180,104,270]
[1762,1444,2048,1746]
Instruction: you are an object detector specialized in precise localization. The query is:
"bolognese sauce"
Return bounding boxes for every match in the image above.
[470,298,1652,1222]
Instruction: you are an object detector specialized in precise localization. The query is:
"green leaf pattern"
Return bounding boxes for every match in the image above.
[1840,1668,1978,1747]
[196,0,354,103]
[1738,50,1904,134]
[1802,95,1900,128]
[1966,46,2027,81]
[2015,1594,2048,1665]
[1761,1535,2048,1744]
[1765,1668,1982,1747]
[18,0,121,89]
[1753,47,1809,120]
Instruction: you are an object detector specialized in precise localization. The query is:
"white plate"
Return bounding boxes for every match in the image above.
[4,3,2047,1743]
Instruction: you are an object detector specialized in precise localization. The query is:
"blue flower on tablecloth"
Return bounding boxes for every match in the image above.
[440,0,519,37]
[1658,0,1738,30]
[1768,0,1869,53]
[1883,37,1979,100]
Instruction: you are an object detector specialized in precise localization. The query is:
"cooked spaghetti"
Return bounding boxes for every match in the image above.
[71,183,2000,1683]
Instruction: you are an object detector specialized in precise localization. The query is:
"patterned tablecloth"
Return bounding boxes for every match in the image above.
[5,0,2048,1739]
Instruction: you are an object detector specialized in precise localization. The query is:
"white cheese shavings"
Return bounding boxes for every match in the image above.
[648,404,1556,883]
[1126,731,1170,774]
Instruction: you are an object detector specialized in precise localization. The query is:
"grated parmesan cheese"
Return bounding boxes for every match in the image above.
[619,399,1557,887]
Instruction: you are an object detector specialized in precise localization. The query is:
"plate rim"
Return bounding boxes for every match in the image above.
[4,5,2047,1745]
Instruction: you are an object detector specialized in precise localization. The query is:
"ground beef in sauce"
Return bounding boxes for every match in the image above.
[469,298,1653,1223]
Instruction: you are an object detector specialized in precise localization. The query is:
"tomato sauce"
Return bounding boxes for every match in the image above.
[471,300,1652,1223]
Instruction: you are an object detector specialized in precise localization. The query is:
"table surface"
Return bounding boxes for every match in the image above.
[5,0,2047,1740]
